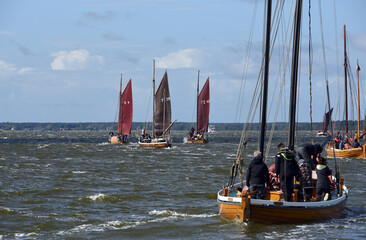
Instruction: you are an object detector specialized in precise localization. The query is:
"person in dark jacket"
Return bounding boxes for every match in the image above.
[296,143,323,170]
[245,151,270,199]
[315,156,334,201]
[275,145,300,201]
[297,159,314,201]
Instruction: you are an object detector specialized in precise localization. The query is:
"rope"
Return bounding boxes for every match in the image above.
[308,0,313,143]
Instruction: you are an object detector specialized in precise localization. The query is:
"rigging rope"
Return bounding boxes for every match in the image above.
[308,0,313,143]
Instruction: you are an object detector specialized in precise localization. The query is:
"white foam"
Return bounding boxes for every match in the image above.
[72,171,86,174]
[87,193,106,201]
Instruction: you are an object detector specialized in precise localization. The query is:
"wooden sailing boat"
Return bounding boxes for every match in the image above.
[139,60,175,148]
[187,70,210,144]
[217,0,348,224]
[109,74,133,144]
[325,25,366,158]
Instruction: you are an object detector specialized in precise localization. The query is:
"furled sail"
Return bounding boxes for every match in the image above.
[118,79,133,135]
[197,78,210,133]
[154,72,171,137]
[322,107,333,133]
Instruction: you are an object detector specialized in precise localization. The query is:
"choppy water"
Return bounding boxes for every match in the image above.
[1,130,365,239]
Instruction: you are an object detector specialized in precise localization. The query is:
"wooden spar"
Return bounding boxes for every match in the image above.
[357,59,361,136]
[119,73,123,135]
[259,0,272,155]
[152,59,155,138]
[344,25,348,136]
[288,0,303,147]
[197,70,200,131]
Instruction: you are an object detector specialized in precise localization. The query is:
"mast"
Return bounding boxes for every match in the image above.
[197,70,200,131]
[152,59,156,138]
[357,59,361,135]
[288,0,303,147]
[259,0,272,155]
[118,73,123,134]
[344,25,348,136]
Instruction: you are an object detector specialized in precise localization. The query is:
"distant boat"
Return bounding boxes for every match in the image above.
[317,108,333,137]
[325,25,365,159]
[109,74,133,144]
[187,71,210,144]
[139,60,176,148]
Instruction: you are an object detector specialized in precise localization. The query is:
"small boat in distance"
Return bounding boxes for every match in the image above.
[208,125,216,134]
[139,60,176,148]
[187,70,210,144]
[317,108,333,137]
[109,74,133,144]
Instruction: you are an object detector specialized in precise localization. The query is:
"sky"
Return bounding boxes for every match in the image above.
[1,0,366,123]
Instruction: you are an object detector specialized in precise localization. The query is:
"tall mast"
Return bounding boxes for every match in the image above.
[118,73,123,134]
[357,59,361,135]
[197,70,200,131]
[344,25,348,136]
[259,0,272,155]
[152,59,156,138]
[288,0,303,147]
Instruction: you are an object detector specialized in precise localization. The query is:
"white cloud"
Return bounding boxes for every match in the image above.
[0,30,13,35]
[18,67,35,74]
[352,33,366,51]
[50,49,104,71]
[155,49,202,69]
[0,60,17,75]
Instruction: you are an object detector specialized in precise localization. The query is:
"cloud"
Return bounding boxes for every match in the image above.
[155,49,202,69]
[103,33,125,42]
[0,30,13,35]
[50,49,104,71]
[0,60,17,75]
[83,11,115,21]
[15,42,34,56]
[352,33,366,51]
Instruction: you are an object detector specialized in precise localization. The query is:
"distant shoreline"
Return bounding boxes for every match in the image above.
[0,121,360,132]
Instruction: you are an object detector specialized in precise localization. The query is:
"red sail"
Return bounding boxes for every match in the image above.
[197,78,210,133]
[118,79,133,135]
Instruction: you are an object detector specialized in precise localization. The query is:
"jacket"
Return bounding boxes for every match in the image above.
[246,156,270,187]
[275,148,300,178]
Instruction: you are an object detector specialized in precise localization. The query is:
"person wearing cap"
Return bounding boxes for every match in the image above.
[245,151,270,199]
[315,156,334,201]
[297,159,314,201]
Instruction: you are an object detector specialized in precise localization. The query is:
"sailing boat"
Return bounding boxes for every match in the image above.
[217,0,348,223]
[139,60,176,148]
[325,25,366,158]
[317,108,333,137]
[187,71,210,144]
[109,74,133,144]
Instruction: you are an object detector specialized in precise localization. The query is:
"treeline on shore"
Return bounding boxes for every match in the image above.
[0,121,363,132]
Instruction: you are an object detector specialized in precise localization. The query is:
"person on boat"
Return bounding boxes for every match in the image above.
[315,156,335,201]
[188,127,195,140]
[141,129,146,139]
[245,151,270,199]
[353,138,360,148]
[297,159,314,201]
[296,143,322,170]
[354,131,359,143]
[268,164,280,190]
[275,144,300,201]
[343,137,353,149]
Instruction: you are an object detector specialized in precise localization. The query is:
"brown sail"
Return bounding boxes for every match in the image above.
[322,108,333,133]
[197,78,210,133]
[154,71,171,137]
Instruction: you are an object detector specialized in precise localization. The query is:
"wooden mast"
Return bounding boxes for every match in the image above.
[344,25,348,137]
[119,73,123,135]
[259,0,272,155]
[152,59,156,138]
[288,0,303,147]
[357,59,361,136]
[197,70,200,131]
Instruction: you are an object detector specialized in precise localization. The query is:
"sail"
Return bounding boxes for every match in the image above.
[197,78,210,133]
[322,108,333,133]
[154,71,171,137]
[118,79,133,135]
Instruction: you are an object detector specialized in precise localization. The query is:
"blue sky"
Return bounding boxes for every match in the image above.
[1,0,365,123]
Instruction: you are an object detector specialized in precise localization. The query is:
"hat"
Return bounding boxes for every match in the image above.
[298,159,305,164]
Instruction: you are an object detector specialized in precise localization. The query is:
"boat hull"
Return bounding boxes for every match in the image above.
[186,139,208,144]
[109,136,129,144]
[325,144,366,158]
[139,138,171,148]
[217,186,348,224]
